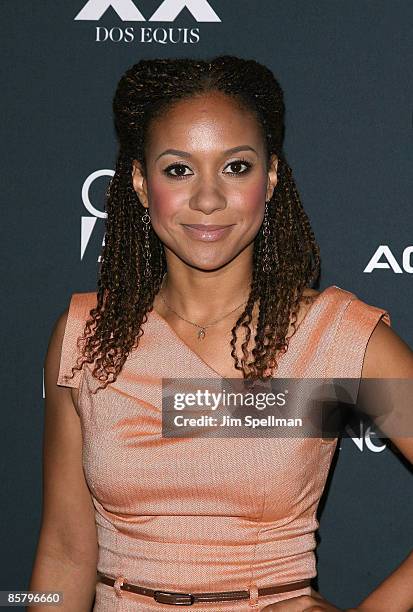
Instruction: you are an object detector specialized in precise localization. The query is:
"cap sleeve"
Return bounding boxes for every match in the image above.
[57,292,97,388]
[325,295,391,379]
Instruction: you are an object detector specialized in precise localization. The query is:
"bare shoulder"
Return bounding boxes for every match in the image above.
[363,319,413,378]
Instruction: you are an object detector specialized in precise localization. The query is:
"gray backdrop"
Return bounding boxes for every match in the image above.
[2,1,412,610]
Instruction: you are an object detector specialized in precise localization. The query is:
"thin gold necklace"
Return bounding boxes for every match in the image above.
[159,274,249,340]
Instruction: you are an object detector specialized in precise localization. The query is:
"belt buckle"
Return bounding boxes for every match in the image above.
[153,590,195,605]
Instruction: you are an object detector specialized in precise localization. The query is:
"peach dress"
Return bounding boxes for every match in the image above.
[57,285,391,611]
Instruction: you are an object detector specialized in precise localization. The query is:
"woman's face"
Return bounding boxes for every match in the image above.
[132,91,278,272]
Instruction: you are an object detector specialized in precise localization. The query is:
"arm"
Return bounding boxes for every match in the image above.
[351,320,413,612]
[261,320,413,612]
[27,309,98,611]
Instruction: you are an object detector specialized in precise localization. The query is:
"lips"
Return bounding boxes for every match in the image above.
[182,223,235,242]
[183,224,233,230]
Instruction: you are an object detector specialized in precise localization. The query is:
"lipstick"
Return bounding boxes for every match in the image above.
[182,224,235,242]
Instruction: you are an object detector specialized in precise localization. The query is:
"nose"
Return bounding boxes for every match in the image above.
[188,180,227,215]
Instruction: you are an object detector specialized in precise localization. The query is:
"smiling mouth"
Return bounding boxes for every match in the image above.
[181,224,235,242]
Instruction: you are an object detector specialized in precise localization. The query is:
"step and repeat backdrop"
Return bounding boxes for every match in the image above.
[2,1,412,609]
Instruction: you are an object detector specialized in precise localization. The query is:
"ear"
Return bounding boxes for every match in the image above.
[131,159,149,208]
[265,154,278,202]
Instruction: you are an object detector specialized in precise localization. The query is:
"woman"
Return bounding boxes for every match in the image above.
[30,56,413,611]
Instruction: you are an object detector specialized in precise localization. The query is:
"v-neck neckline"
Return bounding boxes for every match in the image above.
[149,285,337,379]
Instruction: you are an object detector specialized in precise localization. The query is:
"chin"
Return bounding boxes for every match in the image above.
[180,254,233,272]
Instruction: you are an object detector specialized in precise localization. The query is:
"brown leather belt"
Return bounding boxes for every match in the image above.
[97,572,312,605]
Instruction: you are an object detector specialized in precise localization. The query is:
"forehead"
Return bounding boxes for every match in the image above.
[146,92,263,154]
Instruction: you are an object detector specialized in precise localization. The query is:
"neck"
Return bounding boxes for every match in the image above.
[157,265,253,322]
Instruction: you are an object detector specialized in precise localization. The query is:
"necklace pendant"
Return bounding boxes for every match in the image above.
[198,328,206,340]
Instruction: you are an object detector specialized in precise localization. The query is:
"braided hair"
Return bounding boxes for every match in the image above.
[67,55,320,392]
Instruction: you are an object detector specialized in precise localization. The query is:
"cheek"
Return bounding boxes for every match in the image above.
[146,174,266,225]
[246,182,266,206]
[235,180,266,219]
[147,181,182,220]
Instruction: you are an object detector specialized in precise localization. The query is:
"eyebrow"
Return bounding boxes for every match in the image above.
[155,145,258,162]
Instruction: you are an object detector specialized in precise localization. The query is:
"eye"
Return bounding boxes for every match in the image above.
[162,158,253,180]
[163,163,193,179]
[223,159,253,176]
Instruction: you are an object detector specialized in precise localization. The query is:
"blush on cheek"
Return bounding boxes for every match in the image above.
[240,182,266,218]
[147,181,182,221]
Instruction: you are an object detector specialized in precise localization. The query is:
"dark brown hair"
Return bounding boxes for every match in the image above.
[68,55,320,392]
